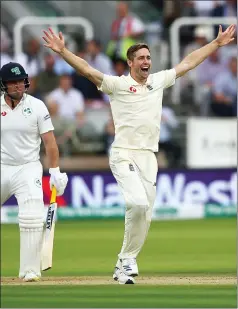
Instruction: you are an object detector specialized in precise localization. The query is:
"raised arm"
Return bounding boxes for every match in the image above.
[42,28,104,87]
[174,24,236,78]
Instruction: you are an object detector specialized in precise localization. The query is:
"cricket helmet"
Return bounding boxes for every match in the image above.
[0,62,30,92]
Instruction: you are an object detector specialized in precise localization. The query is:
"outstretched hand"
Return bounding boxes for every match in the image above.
[215,24,236,47]
[42,28,65,54]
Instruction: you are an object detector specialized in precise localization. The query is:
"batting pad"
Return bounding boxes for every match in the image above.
[18,198,45,278]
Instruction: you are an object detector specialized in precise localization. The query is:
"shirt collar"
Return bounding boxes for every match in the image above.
[126,74,150,86]
[1,94,26,107]
[1,95,8,106]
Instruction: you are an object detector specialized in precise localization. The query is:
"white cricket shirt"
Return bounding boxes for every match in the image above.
[1,94,54,166]
[98,69,176,152]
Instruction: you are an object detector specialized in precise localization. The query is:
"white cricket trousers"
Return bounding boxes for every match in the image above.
[1,161,44,205]
[109,148,158,259]
[1,161,45,278]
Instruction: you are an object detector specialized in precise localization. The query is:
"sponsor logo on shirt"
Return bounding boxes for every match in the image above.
[1,111,7,116]
[44,114,51,121]
[129,86,137,93]
[22,107,32,116]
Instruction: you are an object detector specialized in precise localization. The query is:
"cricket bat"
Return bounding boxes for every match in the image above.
[41,186,57,271]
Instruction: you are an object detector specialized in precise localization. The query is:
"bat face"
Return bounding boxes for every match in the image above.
[41,190,58,271]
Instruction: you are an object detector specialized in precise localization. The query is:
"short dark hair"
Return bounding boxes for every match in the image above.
[126,43,150,61]
[88,39,101,48]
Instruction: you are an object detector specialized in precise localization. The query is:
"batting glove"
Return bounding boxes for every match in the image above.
[49,167,68,196]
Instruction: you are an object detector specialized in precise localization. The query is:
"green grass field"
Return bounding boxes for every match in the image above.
[1,217,237,308]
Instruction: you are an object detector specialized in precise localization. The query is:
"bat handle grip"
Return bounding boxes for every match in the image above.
[50,186,57,204]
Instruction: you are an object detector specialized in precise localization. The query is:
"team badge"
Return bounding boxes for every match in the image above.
[22,107,32,116]
[147,85,153,90]
[11,67,21,75]
[34,178,42,188]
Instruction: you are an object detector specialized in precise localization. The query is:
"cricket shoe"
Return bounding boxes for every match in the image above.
[21,271,41,282]
[113,267,135,284]
[121,258,139,277]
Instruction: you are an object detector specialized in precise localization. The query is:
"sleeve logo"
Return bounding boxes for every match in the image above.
[44,114,51,121]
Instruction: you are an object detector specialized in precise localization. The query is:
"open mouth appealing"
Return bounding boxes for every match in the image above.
[141,67,149,73]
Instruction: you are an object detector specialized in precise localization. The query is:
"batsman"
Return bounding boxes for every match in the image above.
[0,62,68,282]
[42,24,236,284]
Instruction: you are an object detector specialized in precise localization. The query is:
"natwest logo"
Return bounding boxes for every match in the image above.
[70,172,237,208]
[129,86,137,93]
[1,111,7,116]
[155,172,237,206]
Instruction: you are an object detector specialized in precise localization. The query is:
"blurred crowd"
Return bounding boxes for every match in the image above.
[1,0,237,168]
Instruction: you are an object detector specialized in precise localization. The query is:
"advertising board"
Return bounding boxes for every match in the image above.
[2,169,236,223]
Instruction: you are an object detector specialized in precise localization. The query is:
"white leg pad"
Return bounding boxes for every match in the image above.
[18,198,45,279]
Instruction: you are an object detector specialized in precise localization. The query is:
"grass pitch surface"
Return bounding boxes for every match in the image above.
[1,217,236,308]
[1,285,236,308]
